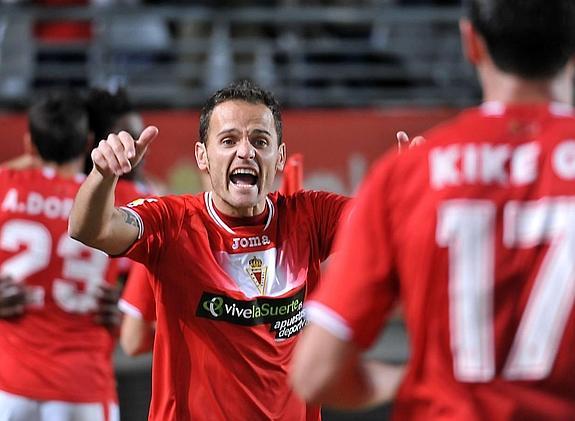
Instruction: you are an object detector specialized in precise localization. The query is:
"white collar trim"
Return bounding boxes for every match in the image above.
[204,191,274,234]
[480,101,573,117]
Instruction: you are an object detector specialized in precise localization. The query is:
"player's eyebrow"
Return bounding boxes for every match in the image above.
[216,128,273,137]
[250,129,272,137]
[216,128,240,137]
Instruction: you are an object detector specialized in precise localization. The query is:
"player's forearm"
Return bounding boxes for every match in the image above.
[68,169,119,249]
[120,316,155,356]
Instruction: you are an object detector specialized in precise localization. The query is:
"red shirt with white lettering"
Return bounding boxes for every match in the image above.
[308,103,575,421]
[0,167,139,403]
[121,190,348,421]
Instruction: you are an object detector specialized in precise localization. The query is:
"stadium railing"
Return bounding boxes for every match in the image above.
[0,4,478,108]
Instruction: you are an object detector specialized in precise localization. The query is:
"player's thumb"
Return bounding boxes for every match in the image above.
[134,126,159,159]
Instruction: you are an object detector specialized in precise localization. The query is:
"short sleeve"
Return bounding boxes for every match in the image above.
[119,196,185,266]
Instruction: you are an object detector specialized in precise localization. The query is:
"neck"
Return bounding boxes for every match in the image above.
[479,62,574,105]
[43,158,83,178]
[211,194,267,218]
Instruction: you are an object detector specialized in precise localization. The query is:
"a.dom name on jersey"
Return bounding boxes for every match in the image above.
[1,189,73,220]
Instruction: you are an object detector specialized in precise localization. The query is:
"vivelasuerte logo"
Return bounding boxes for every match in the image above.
[196,288,306,340]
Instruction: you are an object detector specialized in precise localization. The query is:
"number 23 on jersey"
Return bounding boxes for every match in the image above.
[0,219,109,313]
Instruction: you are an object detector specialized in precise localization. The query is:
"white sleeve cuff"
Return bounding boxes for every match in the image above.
[119,206,144,239]
[118,299,144,319]
[305,301,352,341]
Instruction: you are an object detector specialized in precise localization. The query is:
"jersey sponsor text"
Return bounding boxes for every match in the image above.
[231,234,271,250]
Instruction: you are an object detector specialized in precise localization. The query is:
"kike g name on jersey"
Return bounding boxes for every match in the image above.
[430,140,575,189]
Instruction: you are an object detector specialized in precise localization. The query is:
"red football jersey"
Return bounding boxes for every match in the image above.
[0,167,135,403]
[121,190,348,420]
[119,261,156,322]
[309,103,575,421]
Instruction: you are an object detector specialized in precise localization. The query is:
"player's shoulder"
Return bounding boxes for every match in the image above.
[543,102,575,135]
[0,166,37,181]
[271,190,350,209]
[125,192,204,212]
[422,106,485,143]
[0,167,84,189]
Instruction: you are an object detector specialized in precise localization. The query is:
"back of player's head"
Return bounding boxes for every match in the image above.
[466,0,575,79]
[28,90,89,164]
[87,87,136,141]
[199,79,283,145]
[84,87,142,177]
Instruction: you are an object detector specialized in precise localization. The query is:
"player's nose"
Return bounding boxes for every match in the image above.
[236,137,256,160]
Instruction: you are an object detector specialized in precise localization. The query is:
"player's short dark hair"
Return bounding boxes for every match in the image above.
[28,90,89,164]
[87,87,135,141]
[466,0,575,79]
[199,80,283,145]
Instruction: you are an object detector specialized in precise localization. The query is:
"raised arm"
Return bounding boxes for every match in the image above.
[68,126,159,255]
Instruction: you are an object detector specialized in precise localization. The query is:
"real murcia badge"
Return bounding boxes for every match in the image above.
[246,256,268,295]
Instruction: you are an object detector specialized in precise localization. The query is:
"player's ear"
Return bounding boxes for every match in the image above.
[23,132,38,156]
[460,18,485,65]
[195,141,209,172]
[276,143,286,171]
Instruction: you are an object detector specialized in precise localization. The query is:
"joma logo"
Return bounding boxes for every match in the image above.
[232,235,271,250]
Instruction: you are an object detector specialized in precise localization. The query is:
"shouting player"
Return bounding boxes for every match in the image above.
[291,0,575,419]
[68,80,396,420]
[117,152,307,358]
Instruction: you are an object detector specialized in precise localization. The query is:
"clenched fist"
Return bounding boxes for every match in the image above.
[91,126,159,178]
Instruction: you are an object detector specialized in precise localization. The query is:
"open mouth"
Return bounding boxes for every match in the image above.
[229,168,259,187]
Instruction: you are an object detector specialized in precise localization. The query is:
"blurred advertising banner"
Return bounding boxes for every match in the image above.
[0,108,457,195]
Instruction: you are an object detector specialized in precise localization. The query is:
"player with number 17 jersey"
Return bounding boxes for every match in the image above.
[308,102,575,420]
[121,189,348,420]
[0,167,139,404]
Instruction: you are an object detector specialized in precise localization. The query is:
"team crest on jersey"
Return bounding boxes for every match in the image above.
[127,197,158,208]
[246,256,268,295]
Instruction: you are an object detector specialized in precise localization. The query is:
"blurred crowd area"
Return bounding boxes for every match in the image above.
[0,0,478,109]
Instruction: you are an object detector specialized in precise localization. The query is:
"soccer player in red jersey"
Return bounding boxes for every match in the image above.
[0,91,122,421]
[69,80,356,420]
[291,0,575,420]
[117,153,307,358]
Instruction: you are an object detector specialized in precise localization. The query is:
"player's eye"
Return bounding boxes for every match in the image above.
[253,138,268,148]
